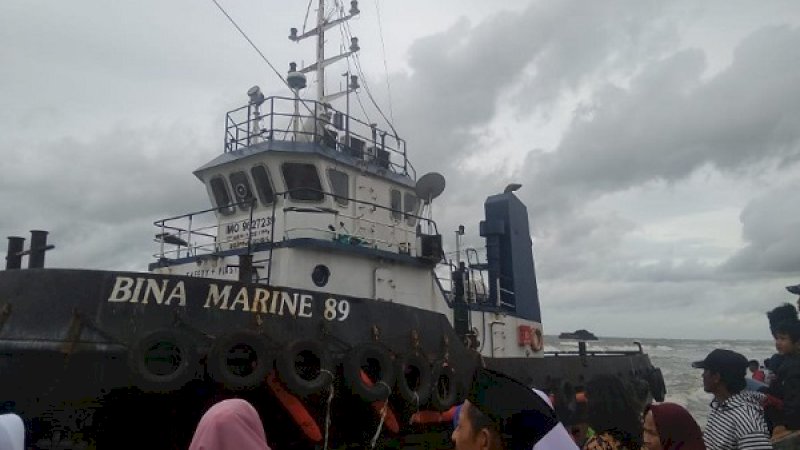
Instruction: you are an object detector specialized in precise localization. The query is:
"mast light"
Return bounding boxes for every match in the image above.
[247,86,265,105]
[349,75,359,90]
[289,27,299,41]
[287,62,307,90]
[350,37,360,53]
[349,1,360,16]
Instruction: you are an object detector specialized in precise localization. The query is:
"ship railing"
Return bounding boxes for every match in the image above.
[153,189,439,261]
[224,96,415,179]
[153,200,263,260]
[279,188,438,255]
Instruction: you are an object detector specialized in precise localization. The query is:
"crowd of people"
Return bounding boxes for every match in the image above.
[1,295,798,450]
[177,295,800,450]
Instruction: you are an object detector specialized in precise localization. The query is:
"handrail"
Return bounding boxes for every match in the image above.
[153,188,439,261]
[223,96,414,179]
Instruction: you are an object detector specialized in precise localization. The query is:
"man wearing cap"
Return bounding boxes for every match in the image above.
[452,368,577,450]
[692,349,772,450]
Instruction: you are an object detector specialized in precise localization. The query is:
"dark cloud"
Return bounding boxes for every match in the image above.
[723,179,800,274]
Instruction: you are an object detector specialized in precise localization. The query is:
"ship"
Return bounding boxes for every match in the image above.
[0,2,666,448]
[558,330,599,341]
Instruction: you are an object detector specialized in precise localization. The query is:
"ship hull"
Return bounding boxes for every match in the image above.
[0,268,662,449]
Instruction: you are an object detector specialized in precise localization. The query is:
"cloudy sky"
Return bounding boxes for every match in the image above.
[2,0,799,340]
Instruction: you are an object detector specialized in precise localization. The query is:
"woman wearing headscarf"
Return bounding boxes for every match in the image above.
[642,403,705,450]
[189,398,272,450]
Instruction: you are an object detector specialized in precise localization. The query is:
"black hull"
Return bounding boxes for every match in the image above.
[0,269,663,449]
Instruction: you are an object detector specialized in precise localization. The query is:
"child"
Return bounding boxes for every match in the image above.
[767,319,800,441]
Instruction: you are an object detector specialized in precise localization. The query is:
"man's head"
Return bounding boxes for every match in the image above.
[767,303,798,337]
[692,349,748,397]
[748,360,759,373]
[452,400,504,450]
[452,369,559,450]
[773,319,800,355]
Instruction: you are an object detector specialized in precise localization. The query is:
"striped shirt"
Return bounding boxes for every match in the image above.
[703,391,772,450]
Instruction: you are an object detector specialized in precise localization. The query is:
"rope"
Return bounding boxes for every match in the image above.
[323,379,335,450]
[369,381,392,448]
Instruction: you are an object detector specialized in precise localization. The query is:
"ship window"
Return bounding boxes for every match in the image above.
[328,169,349,206]
[229,171,254,210]
[282,163,323,202]
[390,189,402,221]
[210,177,234,215]
[251,165,275,205]
[404,192,418,226]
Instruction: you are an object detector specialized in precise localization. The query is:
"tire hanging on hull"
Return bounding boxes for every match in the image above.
[276,339,334,396]
[430,361,458,411]
[128,328,198,393]
[343,343,396,402]
[207,330,272,390]
[395,352,432,407]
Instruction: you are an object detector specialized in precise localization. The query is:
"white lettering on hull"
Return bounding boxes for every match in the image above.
[106,276,349,321]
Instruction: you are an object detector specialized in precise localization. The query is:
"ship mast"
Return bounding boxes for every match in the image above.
[289,0,361,105]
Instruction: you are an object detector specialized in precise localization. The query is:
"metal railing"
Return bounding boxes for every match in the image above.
[224,96,415,179]
[153,189,439,274]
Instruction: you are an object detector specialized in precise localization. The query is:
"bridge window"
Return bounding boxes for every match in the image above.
[210,176,234,215]
[251,165,275,205]
[390,189,402,221]
[404,192,418,226]
[328,169,349,206]
[282,163,323,202]
[229,171,254,210]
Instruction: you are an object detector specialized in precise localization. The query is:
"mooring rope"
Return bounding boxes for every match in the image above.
[369,381,392,449]
[321,369,335,450]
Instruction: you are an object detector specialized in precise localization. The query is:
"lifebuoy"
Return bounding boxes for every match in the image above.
[266,371,322,442]
[430,361,458,411]
[410,405,458,424]
[276,339,334,396]
[207,331,272,390]
[395,352,432,407]
[343,343,396,402]
[530,327,544,352]
[128,328,198,393]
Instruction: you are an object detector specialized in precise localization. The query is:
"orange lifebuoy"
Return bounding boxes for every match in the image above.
[359,370,400,433]
[266,371,322,442]
[409,405,458,424]
[530,327,544,352]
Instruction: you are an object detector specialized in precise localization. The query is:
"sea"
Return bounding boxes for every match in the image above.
[544,336,776,426]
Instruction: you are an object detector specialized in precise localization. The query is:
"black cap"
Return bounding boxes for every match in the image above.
[787,284,800,295]
[691,349,748,375]
[467,368,559,450]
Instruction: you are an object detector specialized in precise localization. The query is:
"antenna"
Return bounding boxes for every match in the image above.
[288,0,361,104]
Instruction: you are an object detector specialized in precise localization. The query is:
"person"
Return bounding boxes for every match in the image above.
[764,319,800,441]
[0,413,25,450]
[691,349,772,450]
[582,375,643,450]
[749,360,766,383]
[642,402,705,450]
[189,398,272,450]
[451,368,576,450]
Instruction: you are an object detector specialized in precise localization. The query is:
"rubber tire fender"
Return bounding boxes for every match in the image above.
[276,339,334,397]
[430,361,459,411]
[128,328,198,393]
[207,330,272,390]
[343,343,396,402]
[395,352,432,407]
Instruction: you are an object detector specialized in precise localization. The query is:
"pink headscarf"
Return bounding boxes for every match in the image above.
[189,399,272,450]
[645,403,705,450]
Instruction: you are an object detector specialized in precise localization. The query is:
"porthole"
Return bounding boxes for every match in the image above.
[312,265,330,287]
